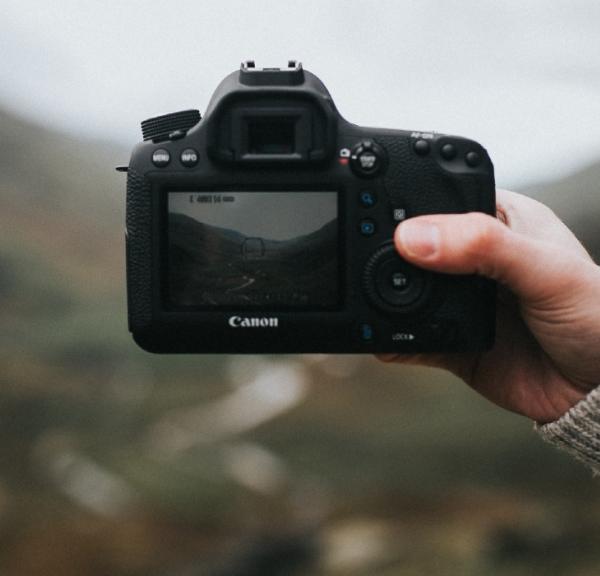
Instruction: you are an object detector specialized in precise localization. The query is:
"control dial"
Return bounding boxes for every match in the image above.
[363,243,431,313]
[141,109,201,141]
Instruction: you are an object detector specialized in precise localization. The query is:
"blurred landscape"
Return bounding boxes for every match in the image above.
[1,108,600,576]
[168,213,338,307]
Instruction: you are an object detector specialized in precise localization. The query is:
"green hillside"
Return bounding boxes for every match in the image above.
[1,110,599,576]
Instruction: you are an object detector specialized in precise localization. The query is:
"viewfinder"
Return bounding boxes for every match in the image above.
[247,118,296,154]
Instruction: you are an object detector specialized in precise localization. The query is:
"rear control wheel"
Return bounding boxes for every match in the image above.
[363,242,431,313]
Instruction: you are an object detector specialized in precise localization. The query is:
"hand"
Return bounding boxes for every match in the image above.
[379,189,600,424]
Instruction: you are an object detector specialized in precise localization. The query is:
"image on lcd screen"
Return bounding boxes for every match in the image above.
[167,191,338,308]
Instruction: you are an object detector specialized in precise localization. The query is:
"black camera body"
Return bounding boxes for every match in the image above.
[124,61,496,353]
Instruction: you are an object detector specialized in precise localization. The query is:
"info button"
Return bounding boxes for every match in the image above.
[180,148,199,167]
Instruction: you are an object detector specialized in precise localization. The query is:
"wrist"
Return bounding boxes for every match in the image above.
[535,381,590,425]
[535,386,600,473]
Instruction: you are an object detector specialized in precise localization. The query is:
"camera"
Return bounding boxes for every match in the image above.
[123,61,496,353]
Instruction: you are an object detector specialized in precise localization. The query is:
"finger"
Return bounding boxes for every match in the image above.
[393,211,596,306]
[375,352,474,381]
[495,189,593,261]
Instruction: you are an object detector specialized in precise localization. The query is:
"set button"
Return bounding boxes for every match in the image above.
[363,243,431,312]
[375,257,424,307]
[391,271,410,290]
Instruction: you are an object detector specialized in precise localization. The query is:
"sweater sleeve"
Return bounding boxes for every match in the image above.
[535,386,600,474]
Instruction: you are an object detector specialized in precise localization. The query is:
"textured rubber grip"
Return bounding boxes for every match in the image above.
[126,169,153,329]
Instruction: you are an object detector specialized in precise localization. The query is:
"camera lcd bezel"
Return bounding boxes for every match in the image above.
[152,178,348,316]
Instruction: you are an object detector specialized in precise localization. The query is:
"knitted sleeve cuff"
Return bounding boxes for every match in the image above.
[535,386,600,474]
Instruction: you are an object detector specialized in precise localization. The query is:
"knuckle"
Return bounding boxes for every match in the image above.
[462,214,506,277]
[465,214,500,252]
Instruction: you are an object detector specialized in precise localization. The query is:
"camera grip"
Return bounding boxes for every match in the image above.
[126,169,153,330]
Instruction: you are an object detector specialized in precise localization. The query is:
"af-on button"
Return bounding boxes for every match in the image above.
[413,139,430,156]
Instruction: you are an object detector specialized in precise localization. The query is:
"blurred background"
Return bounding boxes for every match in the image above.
[1,1,600,574]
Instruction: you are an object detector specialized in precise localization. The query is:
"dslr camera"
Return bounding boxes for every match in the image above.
[124,61,496,353]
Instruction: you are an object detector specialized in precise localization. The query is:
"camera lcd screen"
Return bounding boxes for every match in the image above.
[167,191,339,308]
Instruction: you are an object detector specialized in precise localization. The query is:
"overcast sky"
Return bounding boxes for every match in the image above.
[1,0,599,188]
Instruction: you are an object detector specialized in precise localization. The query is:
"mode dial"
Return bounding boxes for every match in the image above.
[141,110,201,142]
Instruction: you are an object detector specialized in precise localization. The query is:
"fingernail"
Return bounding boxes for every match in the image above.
[398,220,440,259]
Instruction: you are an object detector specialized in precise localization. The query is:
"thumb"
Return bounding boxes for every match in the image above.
[394,212,593,305]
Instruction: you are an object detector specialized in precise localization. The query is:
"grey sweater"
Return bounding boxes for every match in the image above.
[536,386,600,474]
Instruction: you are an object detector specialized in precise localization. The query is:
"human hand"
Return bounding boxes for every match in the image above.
[379,189,600,424]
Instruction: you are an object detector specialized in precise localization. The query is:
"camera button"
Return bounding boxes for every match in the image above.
[363,244,431,313]
[390,271,410,291]
[440,143,457,160]
[465,151,482,167]
[359,190,377,208]
[359,219,376,236]
[350,140,386,177]
[358,151,378,171]
[180,148,199,167]
[392,208,407,222]
[152,148,170,167]
[376,259,424,307]
[413,139,430,156]
[359,323,375,342]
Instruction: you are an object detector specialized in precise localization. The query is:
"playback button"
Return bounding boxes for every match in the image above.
[359,219,376,236]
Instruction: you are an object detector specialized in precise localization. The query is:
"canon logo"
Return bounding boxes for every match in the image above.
[228,316,279,328]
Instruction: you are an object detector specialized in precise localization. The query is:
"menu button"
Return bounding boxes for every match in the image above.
[152,149,170,167]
